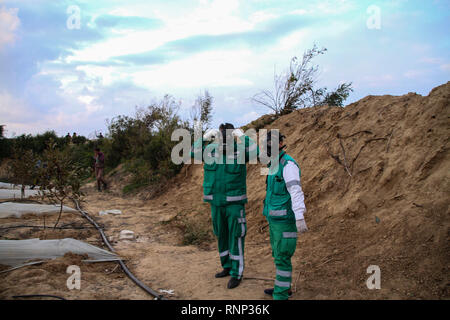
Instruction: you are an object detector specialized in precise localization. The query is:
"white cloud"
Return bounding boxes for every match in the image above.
[0,6,20,49]
[419,57,443,64]
[0,90,33,123]
[236,110,260,124]
[360,74,395,87]
[249,10,279,23]
[403,69,426,79]
[440,64,450,72]
[131,48,255,89]
[78,95,103,113]
[67,0,254,64]
[0,89,79,136]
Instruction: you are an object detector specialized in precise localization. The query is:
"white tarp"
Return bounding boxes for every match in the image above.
[99,209,122,216]
[0,238,121,267]
[0,189,41,200]
[0,202,77,219]
[0,182,35,190]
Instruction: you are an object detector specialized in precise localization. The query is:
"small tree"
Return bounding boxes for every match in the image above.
[39,140,85,229]
[322,82,354,107]
[8,149,36,199]
[190,90,214,133]
[0,125,12,162]
[252,44,353,115]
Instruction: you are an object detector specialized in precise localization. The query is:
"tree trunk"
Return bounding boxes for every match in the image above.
[53,201,63,230]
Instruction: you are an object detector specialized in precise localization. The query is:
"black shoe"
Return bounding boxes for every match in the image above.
[227,277,241,289]
[264,288,293,297]
[215,268,230,278]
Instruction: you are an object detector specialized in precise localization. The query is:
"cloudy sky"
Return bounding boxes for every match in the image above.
[0,0,449,137]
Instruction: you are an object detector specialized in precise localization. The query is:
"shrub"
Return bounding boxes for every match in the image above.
[106,95,188,194]
[252,44,353,115]
[181,217,214,246]
[38,140,86,229]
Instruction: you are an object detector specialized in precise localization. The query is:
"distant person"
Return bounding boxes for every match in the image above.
[260,131,308,300]
[93,147,107,192]
[65,133,72,144]
[97,132,104,140]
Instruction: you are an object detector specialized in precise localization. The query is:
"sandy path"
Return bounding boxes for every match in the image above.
[79,183,282,300]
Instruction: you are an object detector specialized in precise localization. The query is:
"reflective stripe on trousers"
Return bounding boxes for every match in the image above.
[219,250,229,257]
[226,195,247,202]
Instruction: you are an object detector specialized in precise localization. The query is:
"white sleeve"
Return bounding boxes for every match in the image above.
[283,161,306,220]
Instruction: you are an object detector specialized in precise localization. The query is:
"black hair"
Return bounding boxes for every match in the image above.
[219,123,234,130]
[266,130,285,143]
[219,123,234,144]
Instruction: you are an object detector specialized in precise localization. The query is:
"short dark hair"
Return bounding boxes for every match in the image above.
[219,123,234,130]
[266,130,285,143]
[219,123,234,144]
[94,147,100,152]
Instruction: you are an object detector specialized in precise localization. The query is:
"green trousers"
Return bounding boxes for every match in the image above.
[269,222,298,300]
[211,204,246,279]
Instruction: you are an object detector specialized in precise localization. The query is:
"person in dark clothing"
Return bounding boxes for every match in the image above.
[93,147,107,191]
[65,133,72,144]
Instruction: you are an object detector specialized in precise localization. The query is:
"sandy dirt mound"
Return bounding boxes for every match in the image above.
[0,82,448,300]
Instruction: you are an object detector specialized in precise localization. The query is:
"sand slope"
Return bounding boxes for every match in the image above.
[0,82,448,300]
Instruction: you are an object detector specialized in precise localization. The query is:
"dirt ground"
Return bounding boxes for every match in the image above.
[0,82,449,300]
[0,188,285,300]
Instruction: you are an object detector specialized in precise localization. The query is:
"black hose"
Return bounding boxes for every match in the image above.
[0,224,94,231]
[72,199,165,300]
[13,294,66,300]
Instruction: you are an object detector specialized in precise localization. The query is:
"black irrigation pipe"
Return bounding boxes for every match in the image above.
[72,198,165,300]
[13,294,66,300]
[0,224,95,231]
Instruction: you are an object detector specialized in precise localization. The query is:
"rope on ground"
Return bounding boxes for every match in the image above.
[72,198,166,300]
[0,261,45,274]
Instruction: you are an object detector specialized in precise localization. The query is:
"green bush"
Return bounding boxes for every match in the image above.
[106,95,187,194]
[182,218,214,246]
[1,94,193,197]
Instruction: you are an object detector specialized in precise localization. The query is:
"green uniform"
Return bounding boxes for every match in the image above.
[192,134,258,279]
[263,151,300,300]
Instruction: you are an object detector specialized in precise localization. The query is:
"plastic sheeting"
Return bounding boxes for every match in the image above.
[0,238,121,267]
[0,189,41,200]
[0,202,77,219]
[0,182,34,190]
[99,209,122,216]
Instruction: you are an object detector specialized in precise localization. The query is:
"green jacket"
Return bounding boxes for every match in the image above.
[191,135,258,207]
[263,151,300,224]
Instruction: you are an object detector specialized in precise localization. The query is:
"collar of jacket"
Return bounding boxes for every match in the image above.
[267,150,286,168]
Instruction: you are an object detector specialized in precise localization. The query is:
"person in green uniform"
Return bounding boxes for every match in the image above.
[261,130,308,300]
[191,123,258,289]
